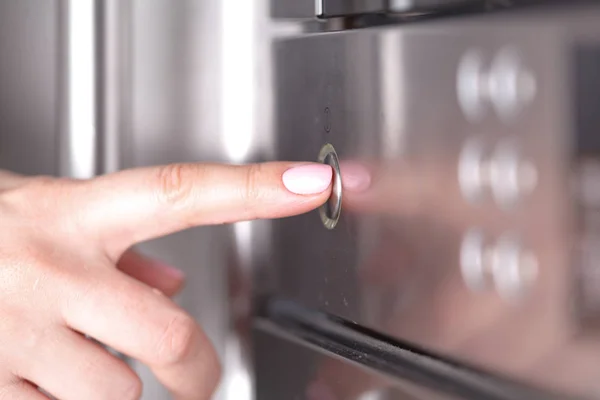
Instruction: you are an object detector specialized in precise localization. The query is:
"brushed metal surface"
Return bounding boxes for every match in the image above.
[120,1,301,399]
[271,0,481,19]
[271,0,386,19]
[388,0,481,13]
[320,0,386,17]
[5,1,600,399]
[264,4,600,398]
[254,326,460,400]
[0,0,59,176]
[123,1,236,398]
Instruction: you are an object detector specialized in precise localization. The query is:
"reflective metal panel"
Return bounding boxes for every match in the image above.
[123,1,238,398]
[320,0,386,18]
[121,1,300,399]
[271,0,384,19]
[271,0,481,19]
[0,0,59,176]
[388,0,481,13]
[265,4,600,399]
[254,326,458,400]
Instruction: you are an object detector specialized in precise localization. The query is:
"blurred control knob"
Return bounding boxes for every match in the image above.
[457,46,537,123]
[461,230,538,301]
[490,234,538,301]
[459,137,538,207]
[488,46,537,123]
[488,139,538,208]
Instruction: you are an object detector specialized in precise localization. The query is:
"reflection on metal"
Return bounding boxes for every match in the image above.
[458,137,488,203]
[460,229,491,292]
[221,0,255,163]
[318,143,343,230]
[59,0,97,179]
[257,298,557,400]
[457,46,537,125]
[223,335,253,400]
[267,4,600,398]
[0,1,59,176]
[457,49,488,123]
[380,31,407,159]
[488,46,537,123]
[223,221,255,400]
[95,0,133,175]
[357,389,386,400]
[488,139,538,209]
[459,137,538,208]
[315,0,323,17]
[45,0,600,398]
[460,230,539,301]
[490,234,538,302]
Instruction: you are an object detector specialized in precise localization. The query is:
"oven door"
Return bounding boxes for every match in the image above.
[253,4,600,399]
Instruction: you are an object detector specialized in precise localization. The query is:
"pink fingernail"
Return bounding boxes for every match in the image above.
[282,164,333,195]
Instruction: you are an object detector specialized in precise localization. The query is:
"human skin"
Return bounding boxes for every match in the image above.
[0,162,332,400]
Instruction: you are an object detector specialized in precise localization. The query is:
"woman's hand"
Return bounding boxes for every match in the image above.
[0,162,332,400]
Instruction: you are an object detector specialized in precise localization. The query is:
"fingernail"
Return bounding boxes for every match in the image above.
[340,161,371,192]
[282,164,333,195]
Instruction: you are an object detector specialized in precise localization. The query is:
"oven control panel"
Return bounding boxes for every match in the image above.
[270,0,481,19]
[264,4,600,399]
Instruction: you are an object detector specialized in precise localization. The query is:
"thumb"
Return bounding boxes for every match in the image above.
[70,162,332,259]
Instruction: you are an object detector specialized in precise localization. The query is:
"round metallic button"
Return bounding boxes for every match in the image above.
[488,139,538,209]
[458,137,487,203]
[491,234,538,302]
[457,49,488,123]
[318,143,342,230]
[460,229,492,292]
[487,46,537,123]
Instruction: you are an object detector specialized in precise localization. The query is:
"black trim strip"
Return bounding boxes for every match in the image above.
[256,297,575,400]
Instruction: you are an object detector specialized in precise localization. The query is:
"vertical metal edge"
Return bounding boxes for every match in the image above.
[56,0,70,178]
[221,223,255,400]
[95,0,132,175]
[96,0,133,365]
[316,0,323,17]
[218,1,307,398]
[119,0,134,172]
[219,0,261,395]
[57,0,97,179]
[94,0,107,176]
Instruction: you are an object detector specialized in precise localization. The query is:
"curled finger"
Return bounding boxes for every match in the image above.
[61,269,220,399]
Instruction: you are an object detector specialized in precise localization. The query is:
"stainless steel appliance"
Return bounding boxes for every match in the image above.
[3,1,600,399]
[254,2,600,399]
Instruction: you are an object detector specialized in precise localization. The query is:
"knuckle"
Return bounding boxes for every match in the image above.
[26,250,75,289]
[155,164,194,209]
[116,373,143,400]
[243,164,263,204]
[0,380,24,400]
[77,346,142,400]
[0,176,78,220]
[13,176,75,197]
[156,312,198,365]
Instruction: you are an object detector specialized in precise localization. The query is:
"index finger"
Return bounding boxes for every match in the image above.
[70,162,332,259]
